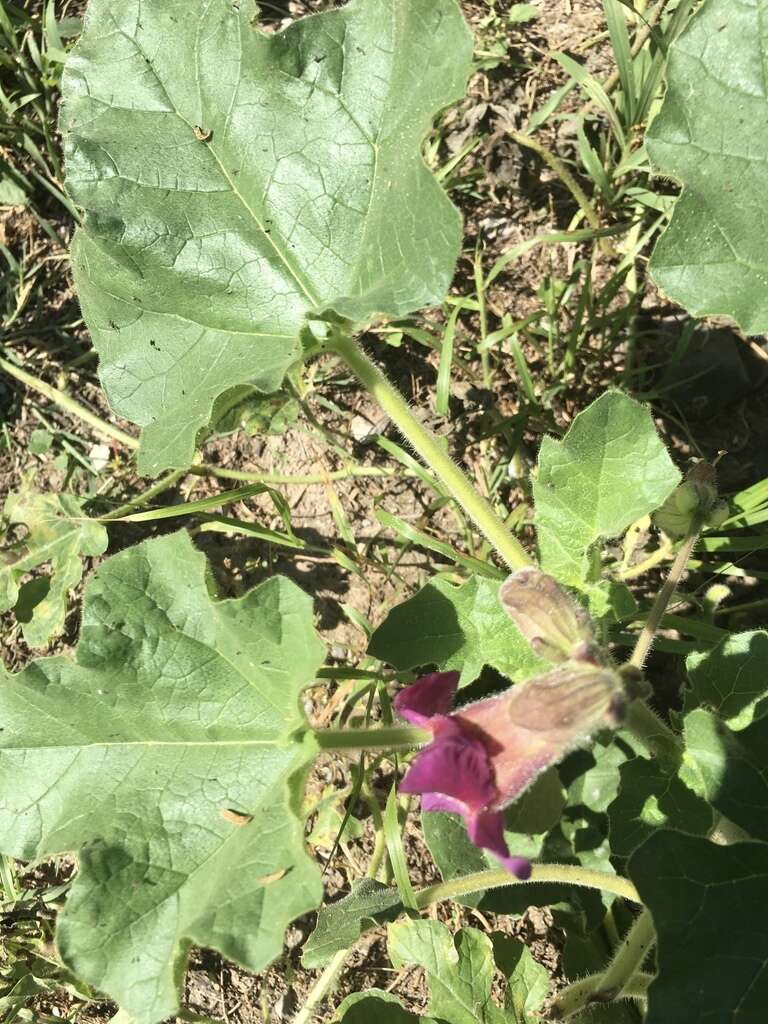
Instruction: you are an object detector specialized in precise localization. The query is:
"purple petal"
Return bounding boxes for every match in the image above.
[394,671,459,726]
[421,792,467,815]
[467,810,532,880]
[399,725,497,813]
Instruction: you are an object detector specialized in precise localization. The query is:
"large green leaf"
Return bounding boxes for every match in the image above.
[630,831,768,1024]
[533,391,680,590]
[0,487,108,647]
[683,709,768,841]
[648,0,768,333]
[685,631,768,730]
[62,0,472,474]
[607,755,713,857]
[0,531,325,1024]
[368,576,548,686]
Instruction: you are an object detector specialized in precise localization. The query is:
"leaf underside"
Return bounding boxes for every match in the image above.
[62,0,472,474]
[0,531,325,1024]
[648,0,768,333]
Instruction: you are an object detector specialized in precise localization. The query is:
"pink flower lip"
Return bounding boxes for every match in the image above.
[395,671,531,879]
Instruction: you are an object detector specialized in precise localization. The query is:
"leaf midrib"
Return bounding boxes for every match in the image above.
[95,9,318,310]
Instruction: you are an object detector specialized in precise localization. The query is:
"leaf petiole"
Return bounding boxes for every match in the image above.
[329,329,532,571]
[315,725,431,752]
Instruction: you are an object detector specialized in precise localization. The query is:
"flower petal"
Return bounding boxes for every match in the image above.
[466,809,532,880]
[398,725,497,812]
[394,671,460,726]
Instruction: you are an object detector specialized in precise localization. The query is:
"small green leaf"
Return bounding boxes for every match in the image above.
[29,429,54,455]
[368,576,548,686]
[491,935,549,1023]
[0,488,108,646]
[302,878,403,969]
[335,990,422,1024]
[608,756,713,857]
[0,531,325,1024]
[648,0,768,333]
[533,391,680,590]
[685,631,768,730]
[388,918,507,1024]
[62,0,473,474]
[683,709,768,841]
[630,831,768,1023]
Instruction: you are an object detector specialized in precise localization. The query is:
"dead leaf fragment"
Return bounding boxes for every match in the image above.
[220,807,253,826]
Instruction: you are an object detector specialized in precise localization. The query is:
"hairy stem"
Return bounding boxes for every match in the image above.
[331,331,532,570]
[99,470,187,521]
[624,520,702,760]
[415,864,640,909]
[551,909,656,1020]
[629,525,702,670]
[291,947,349,1024]
[551,971,653,1020]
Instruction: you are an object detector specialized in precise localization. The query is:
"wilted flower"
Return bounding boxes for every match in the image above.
[499,567,601,666]
[396,664,627,879]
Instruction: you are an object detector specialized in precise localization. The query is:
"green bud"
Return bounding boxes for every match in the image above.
[653,461,721,538]
[707,500,729,529]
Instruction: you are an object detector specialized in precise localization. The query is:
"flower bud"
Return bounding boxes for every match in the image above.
[499,568,601,665]
[653,461,721,539]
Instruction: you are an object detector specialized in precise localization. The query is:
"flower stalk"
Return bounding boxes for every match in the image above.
[415,863,641,909]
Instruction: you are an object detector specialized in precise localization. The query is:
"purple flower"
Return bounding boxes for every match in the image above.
[395,665,627,880]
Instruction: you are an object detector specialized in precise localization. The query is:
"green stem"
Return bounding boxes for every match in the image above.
[99,470,187,521]
[414,864,640,909]
[331,331,531,570]
[291,947,349,1024]
[629,525,702,670]
[315,725,432,752]
[624,520,702,761]
[0,354,139,450]
[551,909,655,1020]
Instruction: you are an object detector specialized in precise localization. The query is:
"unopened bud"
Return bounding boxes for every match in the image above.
[653,461,722,538]
[499,568,601,665]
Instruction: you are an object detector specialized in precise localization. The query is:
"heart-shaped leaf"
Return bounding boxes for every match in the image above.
[0,531,325,1024]
[302,878,403,969]
[648,0,768,333]
[533,390,680,590]
[62,0,472,474]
